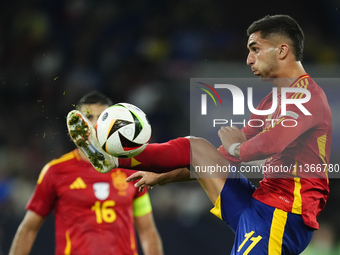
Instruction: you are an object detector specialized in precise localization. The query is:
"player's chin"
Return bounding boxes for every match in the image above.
[253,71,262,77]
[258,75,273,82]
[260,76,273,82]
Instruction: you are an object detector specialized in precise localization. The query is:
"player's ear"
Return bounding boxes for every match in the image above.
[278,43,289,60]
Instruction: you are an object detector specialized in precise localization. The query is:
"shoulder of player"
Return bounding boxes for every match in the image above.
[41,151,78,174]
[305,79,328,106]
[288,77,329,120]
[37,151,79,184]
[295,76,324,95]
[289,76,326,102]
[49,151,78,167]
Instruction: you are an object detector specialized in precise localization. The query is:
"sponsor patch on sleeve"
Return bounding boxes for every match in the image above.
[280,111,299,119]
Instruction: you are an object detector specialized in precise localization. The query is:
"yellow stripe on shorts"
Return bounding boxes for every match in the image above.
[268,208,288,255]
[210,195,223,220]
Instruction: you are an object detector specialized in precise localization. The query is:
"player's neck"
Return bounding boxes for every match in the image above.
[273,61,306,92]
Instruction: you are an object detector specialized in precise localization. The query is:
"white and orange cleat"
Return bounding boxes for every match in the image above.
[66,110,118,173]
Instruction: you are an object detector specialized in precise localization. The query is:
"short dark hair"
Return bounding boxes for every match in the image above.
[247,15,304,61]
[76,91,113,110]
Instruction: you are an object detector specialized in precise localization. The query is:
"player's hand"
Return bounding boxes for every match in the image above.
[218,125,246,156]
[126,171,165,192]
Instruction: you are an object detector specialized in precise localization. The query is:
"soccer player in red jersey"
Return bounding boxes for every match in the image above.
[67,15,332,254]
[9,92,164,255]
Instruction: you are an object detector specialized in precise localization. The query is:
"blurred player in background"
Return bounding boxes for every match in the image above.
[9,92,163,255]
[67,15,332,255]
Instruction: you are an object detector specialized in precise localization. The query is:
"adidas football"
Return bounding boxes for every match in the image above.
[96,103,151,158]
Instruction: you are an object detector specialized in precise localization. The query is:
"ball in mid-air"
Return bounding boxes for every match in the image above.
[97,103,151,158]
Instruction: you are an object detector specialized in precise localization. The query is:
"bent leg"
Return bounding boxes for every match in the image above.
[188,137,231,204]
[119,136,231,204]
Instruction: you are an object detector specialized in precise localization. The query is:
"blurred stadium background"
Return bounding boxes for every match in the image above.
[1,0,340,254]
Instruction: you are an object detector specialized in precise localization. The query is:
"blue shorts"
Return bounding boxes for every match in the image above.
[210,171,313,255]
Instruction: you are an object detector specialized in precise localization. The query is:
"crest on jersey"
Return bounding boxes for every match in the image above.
[93,182,110,200]
[111,169,128,196]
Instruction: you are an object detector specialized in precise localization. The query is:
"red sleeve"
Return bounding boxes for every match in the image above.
[218,145,242,166]
[26,163,57,217]
[240,91,322,162]
[240,116,265,140]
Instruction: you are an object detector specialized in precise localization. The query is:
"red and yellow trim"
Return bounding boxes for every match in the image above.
[37,152,75,184]
[291,75,310,88]
[291,75,310,99]
[291,159,302,214]
[64,230,71,255]
[130,157,141,167]
[130,231,138,255]
[317,133,329,183]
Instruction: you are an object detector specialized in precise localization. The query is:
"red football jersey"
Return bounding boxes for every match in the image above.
[27,149,151,255]
[220,74,332,229]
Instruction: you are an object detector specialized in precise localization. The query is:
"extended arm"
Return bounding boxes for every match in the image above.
[135,213,163,255]
[9,210,45,255]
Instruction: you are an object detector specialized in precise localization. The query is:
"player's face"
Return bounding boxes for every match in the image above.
[246,31,279,79]
[80,103,109,127]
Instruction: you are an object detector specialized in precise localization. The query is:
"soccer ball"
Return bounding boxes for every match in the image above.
[96,103,151,158]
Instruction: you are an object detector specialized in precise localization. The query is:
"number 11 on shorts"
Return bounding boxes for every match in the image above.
[237,231,262,255]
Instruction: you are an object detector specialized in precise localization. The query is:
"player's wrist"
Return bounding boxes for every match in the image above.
[229,143,241,157]
[158,173,171,185]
